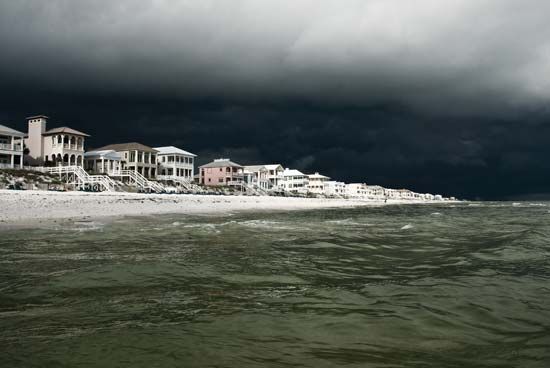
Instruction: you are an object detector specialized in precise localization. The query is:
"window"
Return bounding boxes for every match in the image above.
[219,178,223,183]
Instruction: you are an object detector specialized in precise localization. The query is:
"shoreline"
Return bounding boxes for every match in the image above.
[0,189,450,228]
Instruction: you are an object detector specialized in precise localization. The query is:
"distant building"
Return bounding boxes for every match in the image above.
[280,168,309,194]
[243,165,270,191]
[84,150,122,174]
[324,181,346,197]
[365,185,385,200]
[155,146,196,182]
[0,123,25,169]
[346,183,369,198]
[307,172,330,194]
[199,158,244,187]
[263,164,285,189]
[25,115,89,166]
[94,142,158,179]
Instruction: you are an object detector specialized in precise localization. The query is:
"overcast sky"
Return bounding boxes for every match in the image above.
[1,0,549,199]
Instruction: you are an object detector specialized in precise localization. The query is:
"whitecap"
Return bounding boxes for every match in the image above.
[401,224,414,230]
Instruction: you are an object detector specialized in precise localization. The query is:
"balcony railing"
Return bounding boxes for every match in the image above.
[53,143,84,151]
[0,143,23,151]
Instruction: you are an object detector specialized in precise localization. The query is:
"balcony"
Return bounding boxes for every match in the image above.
[53,143,84,152]
[0,143,23,151]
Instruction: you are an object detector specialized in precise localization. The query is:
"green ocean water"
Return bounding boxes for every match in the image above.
[1,202,549,367]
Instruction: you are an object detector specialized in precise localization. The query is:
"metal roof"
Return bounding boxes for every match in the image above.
[84,150,122,160]
[94,142,158,153]
[43,127,90,137]
[154,146,196,157]
[199,159,243,168]
[0,123,25,137]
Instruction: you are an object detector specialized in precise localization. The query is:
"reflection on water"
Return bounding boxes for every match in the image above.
[1,203,550,367]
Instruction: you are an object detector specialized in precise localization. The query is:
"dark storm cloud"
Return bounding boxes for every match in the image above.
[1,1,550,199]
[2,0,550,115]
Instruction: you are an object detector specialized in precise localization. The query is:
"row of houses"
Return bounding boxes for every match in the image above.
[1,116,196,183]
[0,115,449,200]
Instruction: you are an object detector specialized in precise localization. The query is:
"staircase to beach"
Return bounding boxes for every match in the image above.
[110,170,165,193]
[156,175,202,192]
[38,165,117,192]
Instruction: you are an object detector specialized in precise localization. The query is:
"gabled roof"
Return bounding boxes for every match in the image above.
[199,158,243,168]
[308,172,330,180]
[0,123,25,137]
[43,127,90,137]
[283,168,306,177]
[243,165,268,172]
[262,164,284,171]
[154,146,196,157]
[84,149,122,160]
[26,115,49,120]
[94,142,158,153]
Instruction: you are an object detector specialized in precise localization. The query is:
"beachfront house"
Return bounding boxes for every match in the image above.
[25,115,89,166]
[94,142,158,179]
[199,158,244,187]
[324,181,346,197]
[346,183,369,198]
[84,150,123,174]
[307,172,331,195]
[263,164,284,189]
[155,146,196,182]
[365,185,386,200]
[0,124,25,169]
[279,168,309,194]
[243,165,270,191]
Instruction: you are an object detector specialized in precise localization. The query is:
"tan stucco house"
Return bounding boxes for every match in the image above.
[94,142,158,179]
[25,115,89,166]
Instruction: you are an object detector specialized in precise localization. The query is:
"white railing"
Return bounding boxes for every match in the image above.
[38,165,115,192]
[156,175,201,192]
[0,143,23,151]
[110,170,165,193]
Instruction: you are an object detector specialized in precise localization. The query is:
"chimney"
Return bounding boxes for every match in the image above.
[26,115,48,160]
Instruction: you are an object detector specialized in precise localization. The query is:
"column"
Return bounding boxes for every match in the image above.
[101,157,105,173]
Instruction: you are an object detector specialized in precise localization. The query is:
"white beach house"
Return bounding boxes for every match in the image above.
[280,168,309,194]
[324,181,346,197]
[0,124,25,169]
[307,172,331,195]
[155,146,196,182]
[345,183,369,198]
[263,164,284,189]
[25,115,89,166]
[0,125,25,169]
[243,165,270,191]
[84,150,123,174]
[365,185,386,200]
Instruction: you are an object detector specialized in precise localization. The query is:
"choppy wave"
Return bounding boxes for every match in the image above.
[1,202,549,367]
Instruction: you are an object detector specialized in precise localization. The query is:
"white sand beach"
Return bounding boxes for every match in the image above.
[0,190,404,226]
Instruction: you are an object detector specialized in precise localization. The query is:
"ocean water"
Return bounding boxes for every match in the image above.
[1,203,549,367]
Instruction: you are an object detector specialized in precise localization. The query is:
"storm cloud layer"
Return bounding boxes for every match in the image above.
[1,0,550,199]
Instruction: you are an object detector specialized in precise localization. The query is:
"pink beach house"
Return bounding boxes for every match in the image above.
[199,158,244,186]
